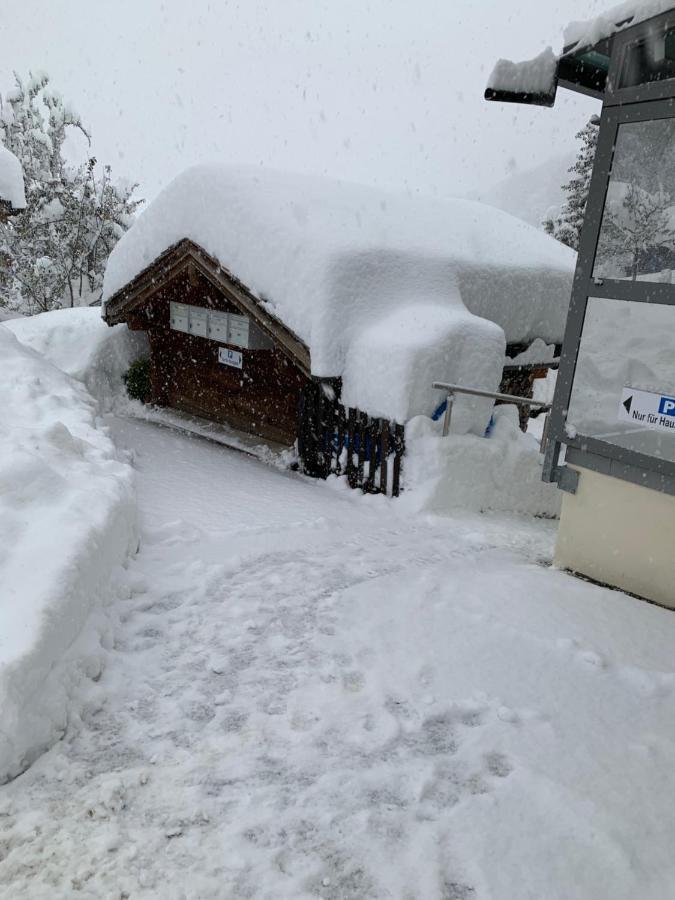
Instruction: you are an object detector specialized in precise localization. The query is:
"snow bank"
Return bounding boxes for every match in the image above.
[5,307,148,410]
[0,325,136,782]
[403,405,561,518]
[103,165,574,423]
[565,1,675,51]
[487,47,558,98]
[0,144,25,210]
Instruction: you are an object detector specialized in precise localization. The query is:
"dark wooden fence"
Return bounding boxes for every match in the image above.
[298,382,405,497]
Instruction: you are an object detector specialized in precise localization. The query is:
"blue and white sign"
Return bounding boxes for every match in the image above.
[218,347,243,369]
[619,386,675,433]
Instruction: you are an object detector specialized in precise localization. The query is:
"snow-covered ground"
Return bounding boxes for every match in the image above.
[2,408,675,899]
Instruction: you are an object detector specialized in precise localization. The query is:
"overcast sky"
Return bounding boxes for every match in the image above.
[1,0,607,205]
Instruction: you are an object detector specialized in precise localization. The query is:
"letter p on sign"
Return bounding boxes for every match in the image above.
[658,396,675,416]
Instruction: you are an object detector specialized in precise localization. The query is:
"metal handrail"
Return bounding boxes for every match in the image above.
[432,381,552,437]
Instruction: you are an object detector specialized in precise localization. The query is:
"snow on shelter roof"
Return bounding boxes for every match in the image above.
[0,145,26,211]
[486,2,675,102]
[103,165,575,377]
[564,1,675,53]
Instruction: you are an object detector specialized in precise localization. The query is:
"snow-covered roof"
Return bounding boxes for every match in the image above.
[0,145,26,211]
[487,48,559,101]
[104,164,575,369]
[564,1,675,53]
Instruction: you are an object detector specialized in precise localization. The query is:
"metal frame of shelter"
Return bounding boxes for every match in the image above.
[491,8,675,498]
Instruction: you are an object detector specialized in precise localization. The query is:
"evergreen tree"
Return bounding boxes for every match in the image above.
[0,72,141,314]
[544,115,600,250]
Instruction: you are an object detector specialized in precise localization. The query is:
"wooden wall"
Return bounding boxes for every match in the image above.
[132,269,308,446]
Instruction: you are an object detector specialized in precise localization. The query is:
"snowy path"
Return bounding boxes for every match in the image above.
[2,418,675,900]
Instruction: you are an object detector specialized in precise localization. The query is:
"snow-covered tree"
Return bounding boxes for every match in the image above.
[595,182,675,280]
[0,72,141,314]
[544,115,600,250]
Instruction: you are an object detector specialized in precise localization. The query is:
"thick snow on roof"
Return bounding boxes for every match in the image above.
[487,47,558,97]
[0,145,26,210]
[104,165,574,423]
[104,165,574,350]
[564,1,675,52]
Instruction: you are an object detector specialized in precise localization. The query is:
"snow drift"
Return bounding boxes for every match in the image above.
[103,164,574,425]
[403,406,561,518]
[5,307,148,410]
[0,322,137,782]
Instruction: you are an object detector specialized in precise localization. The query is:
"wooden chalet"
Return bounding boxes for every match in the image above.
[104,239,311,446]
[103,236,406,494]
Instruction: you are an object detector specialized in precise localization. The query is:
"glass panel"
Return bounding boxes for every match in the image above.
[593,118,675,282]
[619,26,675,89]
[567,297,675,462]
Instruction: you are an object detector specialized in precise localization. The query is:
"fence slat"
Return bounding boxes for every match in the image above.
[366,419,378,492]
[357,412,367,488]
[346,408,357,488]
[380,419,389,496]
[392,423,404,498]
[335,405,345,476]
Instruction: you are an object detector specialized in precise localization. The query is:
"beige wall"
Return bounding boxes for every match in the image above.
[555,466,675,609]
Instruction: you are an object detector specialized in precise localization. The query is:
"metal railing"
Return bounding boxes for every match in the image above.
[432,381,552,438]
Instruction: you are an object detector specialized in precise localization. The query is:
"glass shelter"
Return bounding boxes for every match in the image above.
[487,6,675,607]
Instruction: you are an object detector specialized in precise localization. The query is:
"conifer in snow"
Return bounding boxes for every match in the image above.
[0,72,141,315]
[544,115,600,250]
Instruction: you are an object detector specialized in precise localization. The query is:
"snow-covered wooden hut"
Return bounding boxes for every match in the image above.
[0,146,26,222]
[102,165,575,487]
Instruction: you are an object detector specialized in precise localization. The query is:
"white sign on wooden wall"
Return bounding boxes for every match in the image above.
[219,347,243,369]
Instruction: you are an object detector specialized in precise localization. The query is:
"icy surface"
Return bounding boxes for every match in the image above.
[565,1,675,51]
[1,415,674,898]
[0,325,136,782]
[0,144,25,210]
[103,165,574,421]
[487,47,558,97]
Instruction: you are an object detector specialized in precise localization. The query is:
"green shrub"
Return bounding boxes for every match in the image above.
[123,357,151,403]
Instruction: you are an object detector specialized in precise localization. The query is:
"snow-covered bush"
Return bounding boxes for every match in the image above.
[123,357,151,403]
